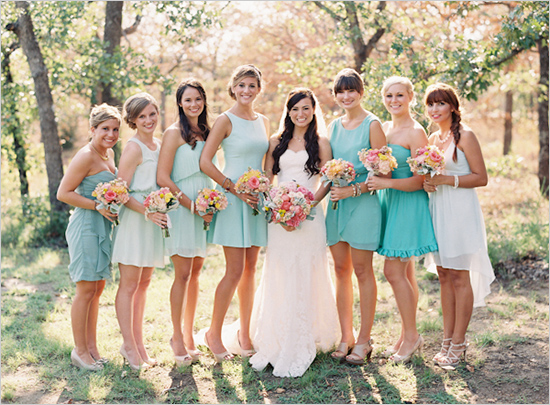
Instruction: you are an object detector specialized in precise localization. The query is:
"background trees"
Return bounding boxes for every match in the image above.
[1,1,548,246]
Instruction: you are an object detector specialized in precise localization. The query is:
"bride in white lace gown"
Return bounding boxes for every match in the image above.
[248,88,341,377]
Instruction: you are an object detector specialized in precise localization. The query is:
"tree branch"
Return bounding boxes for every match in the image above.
[312,1,345,22]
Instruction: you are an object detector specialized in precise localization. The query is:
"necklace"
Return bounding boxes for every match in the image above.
[293,137,304,143]
[89,142,109,161]
[438,130,452,144]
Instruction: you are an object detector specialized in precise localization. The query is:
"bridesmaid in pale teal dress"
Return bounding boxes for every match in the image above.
[112,93,167,370]
[200,65,269,362]
[157,78,214,367]
[57,104,121,371]
[367,76,438,363]
[324,68,387,366]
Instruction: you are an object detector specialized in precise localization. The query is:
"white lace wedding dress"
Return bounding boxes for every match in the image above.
[248,149,341,377]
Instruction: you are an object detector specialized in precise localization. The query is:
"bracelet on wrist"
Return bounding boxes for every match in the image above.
[190,201,195,215]
[222,177,231,191]
[356,183,362,196]
[453,175,459,189]
[351,184,357,197]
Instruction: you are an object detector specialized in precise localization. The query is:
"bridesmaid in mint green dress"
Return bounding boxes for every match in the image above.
[324,69,387,366]
[157,78,214,366]
[57,104,121,371]
[200,65,269,362]
[367,76,438,364]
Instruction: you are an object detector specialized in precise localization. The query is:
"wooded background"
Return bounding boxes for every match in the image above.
[2,1,548,230]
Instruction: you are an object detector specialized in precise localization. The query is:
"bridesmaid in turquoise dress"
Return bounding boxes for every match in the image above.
[157,78,214,366]
[325,68,387,366]
[200,65,269,362]
[367,76,438,363]
[112,93,167,370]
[57,104,121,371]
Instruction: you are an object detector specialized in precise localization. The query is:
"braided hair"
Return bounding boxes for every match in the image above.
[424,83,462,162]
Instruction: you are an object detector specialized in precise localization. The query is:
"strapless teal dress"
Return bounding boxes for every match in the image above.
[377,144,438,258]
[66,171,115,282]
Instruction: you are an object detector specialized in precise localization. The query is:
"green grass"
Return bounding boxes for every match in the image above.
[1,244,548,404]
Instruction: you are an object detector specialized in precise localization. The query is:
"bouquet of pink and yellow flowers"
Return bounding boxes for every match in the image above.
[91,178,130,226]
[263,181,316,228]
[358,146,398,194]
[234,167,270,215]
[406,145,445,177]
[143,187,181,237]
[320,158,356,209]
[195,188,229,230]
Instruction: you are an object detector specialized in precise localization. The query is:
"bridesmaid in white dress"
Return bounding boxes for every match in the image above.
[112,93,167,370]
[249,88,341,377]
[422,83,495,370]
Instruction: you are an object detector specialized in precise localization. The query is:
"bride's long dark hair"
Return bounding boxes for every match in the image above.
[272,88,321,178]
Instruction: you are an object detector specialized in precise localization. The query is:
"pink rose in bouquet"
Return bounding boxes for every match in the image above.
[358,146,398,194]
[91,178,130,226]
[143,187,181,237]
[234,166,270,215]
[195,188,229,230]
[406,145,445,177]
[320,158,356,209]
[263,181,315,229]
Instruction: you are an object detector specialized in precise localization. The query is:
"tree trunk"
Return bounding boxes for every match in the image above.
[10,1,66,213]
[1,43,30,202]
[537,39,549,198]
[503,90,513,155]
[101,1,123,162]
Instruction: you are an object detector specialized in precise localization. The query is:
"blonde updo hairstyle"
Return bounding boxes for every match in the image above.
[89,103,121,128]
[122,92,160,130]
[381,76,417,109]
[227,64,262,100]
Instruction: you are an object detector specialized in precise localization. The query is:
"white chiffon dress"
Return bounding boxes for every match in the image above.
[248,149,341,377]
[425,141,495,307]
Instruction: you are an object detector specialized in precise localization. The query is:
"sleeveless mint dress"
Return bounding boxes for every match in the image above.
[165,141,213,258]
[377,144,438,258]
[325,115,382,251]
[112,138,165,268]
[66,171,115,282]
[206,112,269,247]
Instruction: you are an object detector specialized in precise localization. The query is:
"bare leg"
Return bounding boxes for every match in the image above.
[329,242,356,352]
[437,267,456,340]
[170,255,193,356]
[133,266,154,362]
[350,248,377,345]
[205,246,245,355]
[238,246,261,350]
[389,260,418,352]
[448,269,473,343]
[115,264,143,366]
[384,259,419,356]
[72,280,98,365]
[183,257,204,351]
[87,280,106,360]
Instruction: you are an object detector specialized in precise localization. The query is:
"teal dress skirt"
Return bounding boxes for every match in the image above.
[206,112,269,248]
[65,171,115,282]
[325,115,382,251]
[165,141,213,258]
[377,144,438,259]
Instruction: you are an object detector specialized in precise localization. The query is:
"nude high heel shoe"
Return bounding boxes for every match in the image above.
[71,349,103,371]
[432,338,452,363]
[331,342,354,362]
[345,339,374,366]
[389,335,424,364]
[169,338,193,367]
[204,334,234,363]
[437,341,468,370]
[120,345,147,371]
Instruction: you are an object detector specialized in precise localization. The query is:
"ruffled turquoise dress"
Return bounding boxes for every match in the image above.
[111,138,165,268]
[206,112,269,248]
[66,170,115,282]
[377,144,438,258]
[325,115,382,251]
[165,141,214,258]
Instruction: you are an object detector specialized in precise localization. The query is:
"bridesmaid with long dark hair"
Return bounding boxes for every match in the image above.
[157,78,214,366]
